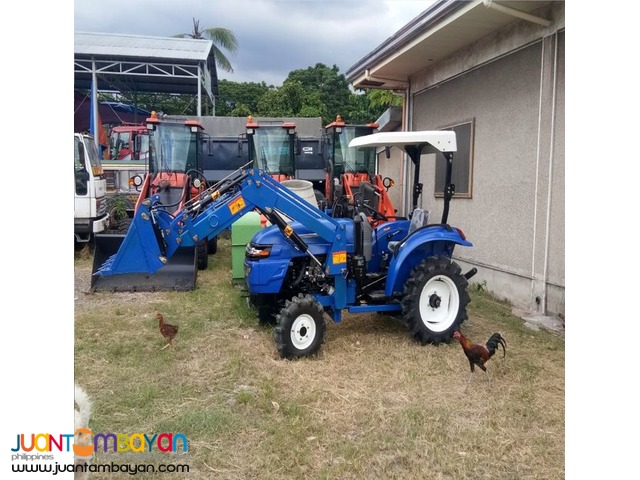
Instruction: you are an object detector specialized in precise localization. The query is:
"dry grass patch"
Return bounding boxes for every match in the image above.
[75,238,564,479]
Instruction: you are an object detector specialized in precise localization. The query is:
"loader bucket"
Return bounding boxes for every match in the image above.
[90,229,198,292]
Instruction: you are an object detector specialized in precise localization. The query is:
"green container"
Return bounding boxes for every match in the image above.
[231,212,262,280]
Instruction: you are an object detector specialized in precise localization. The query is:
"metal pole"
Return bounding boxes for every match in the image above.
[92,61,99,150]
[197,65,202,116]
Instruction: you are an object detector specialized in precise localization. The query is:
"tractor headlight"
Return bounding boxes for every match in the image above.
[246,244,271,260]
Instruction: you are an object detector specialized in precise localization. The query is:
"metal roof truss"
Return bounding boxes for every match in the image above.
[74,57,213,100]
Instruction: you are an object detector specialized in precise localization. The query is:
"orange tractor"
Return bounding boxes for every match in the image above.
[323,116,398,225]
[91,112,214,291]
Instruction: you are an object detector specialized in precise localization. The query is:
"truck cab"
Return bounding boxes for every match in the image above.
[102,124,150,203]
[74,133,109,245]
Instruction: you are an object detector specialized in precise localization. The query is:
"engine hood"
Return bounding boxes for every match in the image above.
[250,217,356,257]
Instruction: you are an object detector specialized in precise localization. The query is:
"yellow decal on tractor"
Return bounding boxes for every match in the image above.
[284,225,293,237]
[229,196,246,215]
[332,251,347,264]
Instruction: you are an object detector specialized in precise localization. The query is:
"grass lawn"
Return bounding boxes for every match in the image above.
[75,238,564,479]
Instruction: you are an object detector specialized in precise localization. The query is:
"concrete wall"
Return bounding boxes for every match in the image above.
[406,4,564,317]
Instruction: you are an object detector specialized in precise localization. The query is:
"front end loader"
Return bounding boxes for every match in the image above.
[91,113,211,292]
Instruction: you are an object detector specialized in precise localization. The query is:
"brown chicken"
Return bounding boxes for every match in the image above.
[156,312,178,349]
[452,330,506,382]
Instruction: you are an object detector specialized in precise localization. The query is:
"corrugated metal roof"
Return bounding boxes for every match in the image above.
[75,32,213,62]
[74,31,218,99]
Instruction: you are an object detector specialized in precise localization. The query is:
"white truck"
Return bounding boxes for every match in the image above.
[74,133,109,246]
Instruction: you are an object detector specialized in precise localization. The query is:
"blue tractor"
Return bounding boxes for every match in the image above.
[95,131,476,359]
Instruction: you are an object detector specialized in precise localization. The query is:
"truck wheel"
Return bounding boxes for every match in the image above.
[197,240,208,270]
[207,236,218,255]
[274,294,326,359]
[401,256,470,345]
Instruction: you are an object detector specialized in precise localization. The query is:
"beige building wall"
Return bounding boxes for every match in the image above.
[404,5,564,316]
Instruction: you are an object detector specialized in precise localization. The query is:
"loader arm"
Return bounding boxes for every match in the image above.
[95,168,349,277]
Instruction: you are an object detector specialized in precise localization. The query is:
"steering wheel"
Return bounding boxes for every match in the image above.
[360,202,389,223]
[185,169,209,192]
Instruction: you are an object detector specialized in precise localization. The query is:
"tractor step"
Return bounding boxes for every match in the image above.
[359,290,390,303]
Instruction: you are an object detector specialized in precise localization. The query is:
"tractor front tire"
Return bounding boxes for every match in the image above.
[401,256,470,345]
[274,294,326,359]
[207,236,218,255]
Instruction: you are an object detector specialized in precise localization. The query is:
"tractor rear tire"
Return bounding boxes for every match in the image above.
[401,256,469,345]
[197,240,208,270]
[274,294,326,359]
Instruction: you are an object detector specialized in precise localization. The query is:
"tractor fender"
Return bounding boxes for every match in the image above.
[384,225,472,297]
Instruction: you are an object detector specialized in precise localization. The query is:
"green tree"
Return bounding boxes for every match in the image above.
[216,79,270,116]
[256,86,290,117]
[339,90,375,125]
[256,80,328,120]
[175,18,239,73]
[367,89,403,109]
[285,63,351,124]
[343,89,404,124]
[229,104,252,117]
[110,92,197,116]
[297,90,326,119]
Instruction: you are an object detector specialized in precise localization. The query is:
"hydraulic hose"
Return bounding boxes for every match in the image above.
[264,207,323,268]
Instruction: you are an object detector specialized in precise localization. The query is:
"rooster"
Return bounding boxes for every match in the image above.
[156,312,178,349]
[452,330,506,383]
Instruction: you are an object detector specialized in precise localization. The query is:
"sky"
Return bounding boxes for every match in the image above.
[73,0,434,86]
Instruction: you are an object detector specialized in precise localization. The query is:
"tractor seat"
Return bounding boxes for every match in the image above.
[388,208,430,255]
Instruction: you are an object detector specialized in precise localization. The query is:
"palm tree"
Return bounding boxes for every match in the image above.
[176,18,239,73]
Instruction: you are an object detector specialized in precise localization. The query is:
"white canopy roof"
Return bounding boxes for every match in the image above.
[348,131,457,152]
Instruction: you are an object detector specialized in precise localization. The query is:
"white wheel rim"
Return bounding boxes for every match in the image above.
[418,275,460,332]
[290,314,316,350]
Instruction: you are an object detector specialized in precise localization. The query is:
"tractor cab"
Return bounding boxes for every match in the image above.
[138,113,207,215]
[246,116,298,182]
[323,115,396,224]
